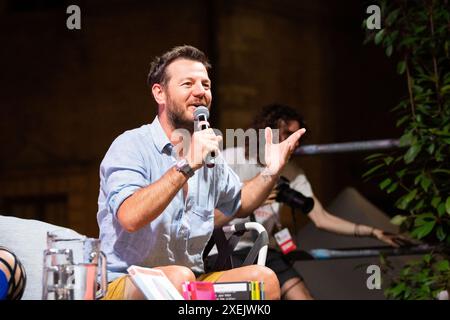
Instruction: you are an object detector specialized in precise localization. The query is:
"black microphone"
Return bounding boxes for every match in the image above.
[193,106,215,168]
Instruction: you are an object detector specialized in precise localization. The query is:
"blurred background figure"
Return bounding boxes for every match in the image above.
[213,104,408,300]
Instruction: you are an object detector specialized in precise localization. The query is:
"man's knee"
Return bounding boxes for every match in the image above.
[175,266,196,283]
[156,265,196,286]
[248,265,281,300]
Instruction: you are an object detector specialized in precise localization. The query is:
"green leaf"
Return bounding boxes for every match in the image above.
[441,84,450,94]
[411,221,435,239]
[396,168,407,179]
[404,144,422,164]
[379,178,392,190]
[423,254,432,264]
[436,226,446,241]
[365,153,384,161]
[435,260,450,272]
[389,282,406,297]
[427,143,435,155]
[420,176,431,192]
[432,169,450,175]
[397,189,418,210]
[397,61,406,75]
[432,197,442,208]
[414,174,422,185]
[375,29,385,45]
[438,203,446,217]
[412,199,425,212]
[415,114,422,123]
[386,45,393,57]
[400,266,411,277]
[435,149,444,162]
[414,213,435,226]
[383,156,394,165]
[414,26,426,34]
[386,182,398,194]
[385,8,400,25]
[446,197,450,214]
[396,114,410,127]
[391,215,407,226]
[399,132,414,147]
[399,36,417,48]
[363,163,385,178]
[404,287,412,299]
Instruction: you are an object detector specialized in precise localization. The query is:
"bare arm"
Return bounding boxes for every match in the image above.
[117,166,188,232]
[307,196,368,235]
[214,209,233,227]
[233,173,279,218]
[118,128,221,232]
[308,196,410,247]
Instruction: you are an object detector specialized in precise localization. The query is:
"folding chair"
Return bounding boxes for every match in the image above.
[203,222,268,272]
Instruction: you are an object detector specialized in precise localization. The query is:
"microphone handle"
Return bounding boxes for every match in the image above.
[200,120,215,168]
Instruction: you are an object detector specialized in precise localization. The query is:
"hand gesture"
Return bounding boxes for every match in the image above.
[264,127,306,176]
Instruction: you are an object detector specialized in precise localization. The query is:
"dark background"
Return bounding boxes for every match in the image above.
[0,0,405,236]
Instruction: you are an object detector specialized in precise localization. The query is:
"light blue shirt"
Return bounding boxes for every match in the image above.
[97,116,242,280]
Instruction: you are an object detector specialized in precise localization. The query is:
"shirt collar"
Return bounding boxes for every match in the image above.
[149,116,172,154]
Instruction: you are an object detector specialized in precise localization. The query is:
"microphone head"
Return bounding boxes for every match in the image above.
[193,106,209,120]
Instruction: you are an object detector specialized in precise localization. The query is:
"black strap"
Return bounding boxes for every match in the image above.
[242,230,268,266]
[204,224,270,271]
[202,231,216,262]
[212,229,245,271]
[249,214,259,241]
[204,227,246,272]
[203,227,231,271]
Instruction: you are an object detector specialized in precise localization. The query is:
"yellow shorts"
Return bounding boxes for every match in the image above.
[102,275,128,300]
[196,271,224,282]
[102,271,224,300]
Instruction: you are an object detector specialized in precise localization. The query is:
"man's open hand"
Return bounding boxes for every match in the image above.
[264,127,306,176]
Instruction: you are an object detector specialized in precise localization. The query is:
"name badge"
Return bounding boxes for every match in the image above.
[274,228,297,254]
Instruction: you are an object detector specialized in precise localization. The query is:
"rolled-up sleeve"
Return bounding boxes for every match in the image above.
[101,134,149,218]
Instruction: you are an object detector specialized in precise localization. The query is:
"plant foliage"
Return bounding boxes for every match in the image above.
[364,0,450,299]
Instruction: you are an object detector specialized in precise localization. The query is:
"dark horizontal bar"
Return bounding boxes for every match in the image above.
[294,139,401,155]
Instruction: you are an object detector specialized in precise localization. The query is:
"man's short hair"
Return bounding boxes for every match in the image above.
[147,45,211,87]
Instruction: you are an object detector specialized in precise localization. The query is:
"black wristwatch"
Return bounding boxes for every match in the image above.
[175,159,194,178]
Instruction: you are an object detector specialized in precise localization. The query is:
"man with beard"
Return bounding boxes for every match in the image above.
[97,45,306,300]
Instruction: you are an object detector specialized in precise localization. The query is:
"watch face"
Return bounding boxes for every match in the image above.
[176,159,193,177]
[176,159,188,168]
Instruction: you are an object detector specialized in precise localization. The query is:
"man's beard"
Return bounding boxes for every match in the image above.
[166,98,195,134]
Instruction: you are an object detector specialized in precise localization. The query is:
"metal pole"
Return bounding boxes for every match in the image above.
[294,139,401,156]
[286,244,445,261]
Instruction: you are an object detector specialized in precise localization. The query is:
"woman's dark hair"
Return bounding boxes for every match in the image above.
[251,103,307,132]
[246,103,309,164]
[147,45,211,87]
